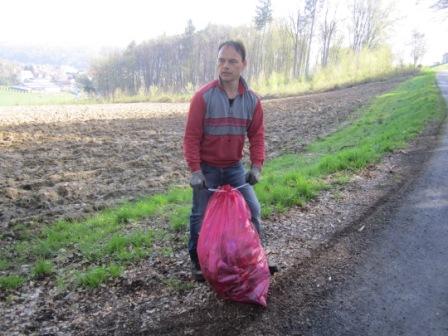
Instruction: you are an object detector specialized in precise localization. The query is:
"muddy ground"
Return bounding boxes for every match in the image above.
[0,75,422,335]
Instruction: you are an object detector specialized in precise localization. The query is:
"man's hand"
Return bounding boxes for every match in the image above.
[245,166,261,185]
[189,170,206,189]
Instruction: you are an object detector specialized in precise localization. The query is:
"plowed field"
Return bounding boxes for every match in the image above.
[1,77,407,232]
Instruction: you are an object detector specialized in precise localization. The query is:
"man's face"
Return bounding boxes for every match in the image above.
[217,45,247,83]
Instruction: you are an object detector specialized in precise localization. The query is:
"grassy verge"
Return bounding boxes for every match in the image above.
[433,64,448,72]
[0,69,446,292]
[0,88,81,106]
[257,68,446,215]
[0,86,192,106]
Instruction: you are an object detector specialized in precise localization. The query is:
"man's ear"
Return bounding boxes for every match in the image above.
[242,59,247,70]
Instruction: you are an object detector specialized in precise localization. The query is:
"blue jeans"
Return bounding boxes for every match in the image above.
[188,162,262,266]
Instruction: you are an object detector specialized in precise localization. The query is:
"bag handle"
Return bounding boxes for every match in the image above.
[208,183,249,192]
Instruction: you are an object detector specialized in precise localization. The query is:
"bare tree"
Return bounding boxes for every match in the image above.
[251,0,273,80]
[254,0,273,31]
[304,0,319,78]
[89,3,399,99]
[410,30,426,68]
[350,0,391,53]
[319,1,338,67]
[287,7,307,78]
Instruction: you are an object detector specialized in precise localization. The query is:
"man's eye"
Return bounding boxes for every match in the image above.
[218,59,239,65]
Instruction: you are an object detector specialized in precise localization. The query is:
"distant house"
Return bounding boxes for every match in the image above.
[9,85,31,92]
[13,64,79,94]
[18,70,34,83]
[443,53,448,64]
[24,78,61,93]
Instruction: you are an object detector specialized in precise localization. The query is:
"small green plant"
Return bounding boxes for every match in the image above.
[78,267,108,288]
[106,235,128,254]
[332,172,351,185]
[56,276,67,291]
[108,264,123,278]
[0,275,25,290]
[0,259,9,271]
[77,264,123,288]
[163,277,194,292]
[169,206,190,232]
[104,230,154,261]
[32,260,54,278]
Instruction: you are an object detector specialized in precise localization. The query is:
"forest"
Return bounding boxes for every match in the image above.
[88,0,426,98]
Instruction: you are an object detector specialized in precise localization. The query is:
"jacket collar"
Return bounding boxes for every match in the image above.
[217,76,248,95]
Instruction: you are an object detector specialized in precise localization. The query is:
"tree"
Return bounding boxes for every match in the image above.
[350,0,391,53]
[88,10,395,99]
[319,2,338,67]
[304,0,319,78]
[254,0,273,30]
[122,41,140,95]
[410,30,426,68]
[253,0,273,80]
[181,20,197,89]
[287,8,307,78]
[75,74,95,94]
[184,19,195,36]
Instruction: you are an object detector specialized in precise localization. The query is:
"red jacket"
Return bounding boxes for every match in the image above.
[183,77,265,172]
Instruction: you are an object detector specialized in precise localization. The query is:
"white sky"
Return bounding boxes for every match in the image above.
[1,0,447,65]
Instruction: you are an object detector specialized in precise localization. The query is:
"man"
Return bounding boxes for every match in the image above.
[183,40,276,281]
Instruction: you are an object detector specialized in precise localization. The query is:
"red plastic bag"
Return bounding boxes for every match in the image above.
[197,184,270,306]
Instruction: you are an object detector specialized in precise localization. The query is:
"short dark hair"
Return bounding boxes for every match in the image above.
[218,40,246,62]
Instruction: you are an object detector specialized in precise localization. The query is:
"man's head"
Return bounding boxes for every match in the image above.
[217,40,247,84]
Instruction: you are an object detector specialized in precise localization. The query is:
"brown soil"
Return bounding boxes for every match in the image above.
[0,75,419,335]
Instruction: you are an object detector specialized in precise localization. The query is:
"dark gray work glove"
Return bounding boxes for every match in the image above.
[189,170,206,189]
[245,166,261,185]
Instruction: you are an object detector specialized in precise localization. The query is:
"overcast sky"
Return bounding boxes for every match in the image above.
[1,0,447,64]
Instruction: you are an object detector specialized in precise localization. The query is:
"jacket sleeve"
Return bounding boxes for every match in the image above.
[183,92,206,172]
[247,99,265,169]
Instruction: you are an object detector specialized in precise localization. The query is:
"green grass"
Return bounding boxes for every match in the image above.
[0,86,191,106]
[0,259,9,271]
[1,69,445,291]
[0,275,25,290]
[432,64,448,72]
[1,186,192,290]
[163,277,194,293]
[255,68,446,216]
[77,264,123,288]
[32,260,54,278]
[0,88,82,106]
